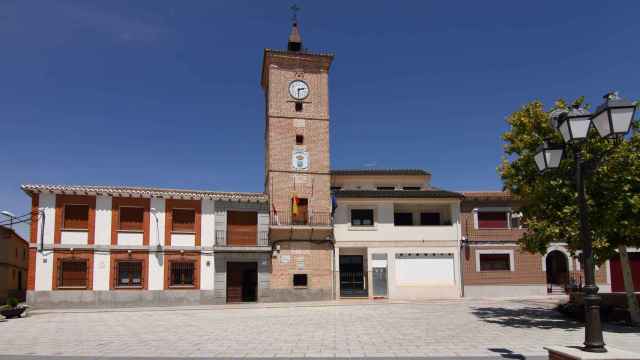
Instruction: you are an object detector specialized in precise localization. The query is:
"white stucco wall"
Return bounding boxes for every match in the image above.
[148,252,164,290]
[117,232,143,246]
[201,199,215,247]
[37,193,56,246]
[171,233,195,247]
[94,195,112,246]
[150,198,165,247]
[60,230,88,245]
[365,246,462,299]
[93,252,110,290]
[200,253,214,290]
[148,198,165,290]
[34,250,53,291]
[334,200,461,243]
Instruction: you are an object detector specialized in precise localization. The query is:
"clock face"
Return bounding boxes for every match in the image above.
[289,80,309,100]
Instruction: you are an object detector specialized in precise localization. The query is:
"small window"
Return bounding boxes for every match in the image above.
[172,209,195,232]
[420,212,441,225]
[479,253,511,271]
[376,186,395,191]
[116,261,143,288]
[403,186,421,191]
[170,262,195,287]
[295,134,304,145]
[477,211,509,229]
[293,274,308,287]
[63,204,89,229]
[58,260,88,288]
[351,209,374,226]
[394,212,413,226]
[330,186,342,191]
[119,206,144,231]
[295,102,303,112]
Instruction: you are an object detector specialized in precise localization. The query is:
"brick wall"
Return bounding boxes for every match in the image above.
[271,241,333,289]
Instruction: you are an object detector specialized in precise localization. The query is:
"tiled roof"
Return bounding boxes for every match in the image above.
[334,189,463,199]
[21,184,267,202]
[331,169,430,176]
[462,191,517,201]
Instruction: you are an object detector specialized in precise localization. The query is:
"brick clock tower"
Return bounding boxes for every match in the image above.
[261,20,334,301]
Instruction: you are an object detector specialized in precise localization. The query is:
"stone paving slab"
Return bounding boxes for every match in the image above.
[0,297,638,359]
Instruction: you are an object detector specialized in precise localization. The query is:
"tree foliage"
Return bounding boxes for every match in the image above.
[500,98,640,263]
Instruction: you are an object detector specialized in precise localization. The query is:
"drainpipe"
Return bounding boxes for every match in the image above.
[39,209,45,253]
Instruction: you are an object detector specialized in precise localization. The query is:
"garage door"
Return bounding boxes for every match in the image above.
[395,253,455,286]
[610,252,640,292]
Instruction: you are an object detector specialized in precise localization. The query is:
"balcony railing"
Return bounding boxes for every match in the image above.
[270,210,332,226]
[215,230,270,246]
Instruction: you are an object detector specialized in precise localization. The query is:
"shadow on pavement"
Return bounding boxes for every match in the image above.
[472,305,640,334]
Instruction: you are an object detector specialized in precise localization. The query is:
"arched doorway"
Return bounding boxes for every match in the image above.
[546,250,569,286]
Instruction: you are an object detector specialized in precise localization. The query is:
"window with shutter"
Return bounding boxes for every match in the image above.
[119,207,144,231]
[58,261,88,288]
[172,209,196,232]
[477,211,509,229]
[63,204,89,229]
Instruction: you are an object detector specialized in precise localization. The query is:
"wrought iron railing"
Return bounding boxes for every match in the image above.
[270,210,332,226]
[215,229,269,247]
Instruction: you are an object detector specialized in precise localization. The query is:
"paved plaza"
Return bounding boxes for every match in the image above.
[1,297,639,359]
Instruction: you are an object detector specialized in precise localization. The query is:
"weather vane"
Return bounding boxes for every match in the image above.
[290,4,300,22]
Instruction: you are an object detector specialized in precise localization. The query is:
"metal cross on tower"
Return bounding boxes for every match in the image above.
[290,4,300,22]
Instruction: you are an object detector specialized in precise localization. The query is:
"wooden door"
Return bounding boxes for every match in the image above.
[227,211,257,246]
[226,262,258,303]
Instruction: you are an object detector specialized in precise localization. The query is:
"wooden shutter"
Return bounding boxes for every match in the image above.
[119,207,144,231]
[477,211,508,229]
[63,204,89,229]
[172,209,195,232]
[227,211,257,246]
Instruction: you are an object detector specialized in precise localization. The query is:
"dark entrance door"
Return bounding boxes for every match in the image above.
[546,250,569,285]
[226,262,258,303]
[340,255,367,297]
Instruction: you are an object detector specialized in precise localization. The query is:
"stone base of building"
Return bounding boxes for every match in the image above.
[545,346,640,359]
[464,284,548,298]
[27,290,221,309]
[261,287,332,302]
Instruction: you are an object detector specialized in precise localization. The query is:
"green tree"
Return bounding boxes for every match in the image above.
[500,98,640,325]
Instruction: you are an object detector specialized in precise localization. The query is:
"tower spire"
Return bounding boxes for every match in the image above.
[288,4,302,52]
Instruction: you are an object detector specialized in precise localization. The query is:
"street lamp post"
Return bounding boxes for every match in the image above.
[535,92,636,353]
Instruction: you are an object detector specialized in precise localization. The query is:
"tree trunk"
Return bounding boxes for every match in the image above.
[618,245,640,325]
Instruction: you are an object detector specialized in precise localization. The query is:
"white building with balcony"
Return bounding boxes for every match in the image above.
[331,169,464,299]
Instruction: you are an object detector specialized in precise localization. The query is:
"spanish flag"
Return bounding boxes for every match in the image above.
[292,196,300,216]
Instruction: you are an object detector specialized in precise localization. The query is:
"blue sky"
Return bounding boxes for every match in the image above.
[1,0,639,237]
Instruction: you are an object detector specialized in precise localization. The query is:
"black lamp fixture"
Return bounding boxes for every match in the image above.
[534,142,564,172]
[533,91,637,353]
[591,92,636,139]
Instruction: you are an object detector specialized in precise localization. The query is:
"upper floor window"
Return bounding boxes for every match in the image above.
[295,134,304,145]
[119,206,144,231]
[394,212,413,226]
[403,186,421,191]
[330,186,342,192]
[351,209,374,226]
[477,211,509,229]
[172,208,195,233]
[377,186,395,191]
[420,212,441,225]
[63,204,89,230]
